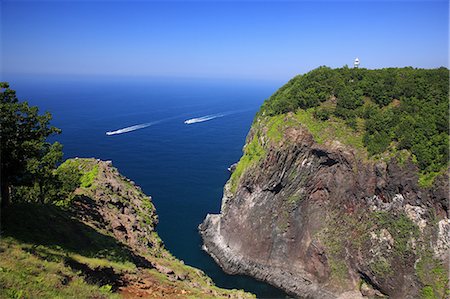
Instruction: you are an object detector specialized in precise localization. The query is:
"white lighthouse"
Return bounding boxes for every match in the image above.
[354,57,360,68]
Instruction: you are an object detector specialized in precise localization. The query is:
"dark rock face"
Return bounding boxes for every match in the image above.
[71,159,160,255]
[200,122,449,299]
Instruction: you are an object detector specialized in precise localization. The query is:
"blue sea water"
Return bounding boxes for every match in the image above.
[7,75,291,298]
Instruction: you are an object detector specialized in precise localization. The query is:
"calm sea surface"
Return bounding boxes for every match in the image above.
[7,75,290,298]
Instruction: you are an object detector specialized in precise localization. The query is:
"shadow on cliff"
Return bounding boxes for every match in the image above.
[0,201,151,290]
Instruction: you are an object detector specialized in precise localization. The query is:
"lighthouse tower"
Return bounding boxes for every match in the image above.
[354,58,360,68]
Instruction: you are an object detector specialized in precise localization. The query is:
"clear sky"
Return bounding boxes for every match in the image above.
[1,0,448,81]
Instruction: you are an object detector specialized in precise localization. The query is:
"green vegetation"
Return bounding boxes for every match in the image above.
[1,82,63,206]
[257,67,449,186]
[294,109,365,152]
[418,168,447,188]
[421,286,435,299]
[0,203,132,299]
[364,211,421,279]
[319,208,421,284]
[0,202,253,299]
[416,250,449,299]
[0,238,119,299]
[318,207,448,294]
[287,193,303,205]
[80,164,99,188]
[265,113,300,142]
[58,158,100,189]
[321,227,350,284]
[329,259,349,283]
[266,114,286,142]
[373,211,419,256]
[229,135,266,193]
[369,257,393,276]
[319,212,355,284]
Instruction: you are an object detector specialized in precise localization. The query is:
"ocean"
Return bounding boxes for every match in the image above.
[7,75,289,298]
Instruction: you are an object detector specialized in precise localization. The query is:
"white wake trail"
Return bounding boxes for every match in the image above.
[106,121,158,136]
[184,114,224,124]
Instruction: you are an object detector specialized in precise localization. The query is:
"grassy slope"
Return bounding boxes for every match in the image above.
[0,203,123,299]
[229,109,368,193]
[0,159,254,299]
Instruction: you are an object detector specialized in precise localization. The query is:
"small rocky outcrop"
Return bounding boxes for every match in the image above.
[72,159,160,255]
[200,114,449,299]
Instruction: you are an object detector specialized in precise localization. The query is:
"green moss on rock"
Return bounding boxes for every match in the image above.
[372,211,419,256]
[416,250,449,299]
[369,257,393,276]
[229,135,266,194]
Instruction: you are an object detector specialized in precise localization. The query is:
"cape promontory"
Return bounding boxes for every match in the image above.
[200,67,449,298]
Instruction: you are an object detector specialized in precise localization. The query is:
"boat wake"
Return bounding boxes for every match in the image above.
[107,109,252,135]
[106,121,159,135]
[184,113,224,124]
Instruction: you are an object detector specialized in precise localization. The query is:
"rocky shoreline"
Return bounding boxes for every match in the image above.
[200,214,341,299]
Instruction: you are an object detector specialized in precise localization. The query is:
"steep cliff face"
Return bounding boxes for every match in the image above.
[200,113,449,299]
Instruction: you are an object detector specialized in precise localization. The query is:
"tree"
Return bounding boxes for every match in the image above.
[0,82,61,208]
[26,142,64,203]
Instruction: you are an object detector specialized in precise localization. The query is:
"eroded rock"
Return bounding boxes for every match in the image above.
[200,120,449,299]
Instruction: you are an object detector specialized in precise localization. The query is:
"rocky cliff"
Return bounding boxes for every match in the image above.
[200,112,449,299]
[1,158,253,299]
[68,158,255,298]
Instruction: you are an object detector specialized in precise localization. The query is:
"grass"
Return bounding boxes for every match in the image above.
[229,107,366,194]
[229,134,266,194]
[329,259,349,283]
[257,109,367,163]
[293,109,447,188]
[394,149,412,166]
[287,193,303,205]
[421,286,435,299]
[80,164,99,188]
[265,114,299,142]
[320,225,350,285]
[58,158,100,189]
[293,109,366,153]
[416,250,449,299]
[318,208,404,285]
[418,168,446,188]
[319,212,352,285]
[266,114,285,142]
[0,237,119,299]
[369,257,393,276]
[372,211,419,256]
[0,202,139,298]
[0,202,254,299]
[314,201,447,295]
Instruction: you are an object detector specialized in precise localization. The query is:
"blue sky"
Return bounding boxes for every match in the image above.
[1,1,448,81]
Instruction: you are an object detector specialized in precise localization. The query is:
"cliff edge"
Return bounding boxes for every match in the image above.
[1,158,253,299]
[200,68,449,299]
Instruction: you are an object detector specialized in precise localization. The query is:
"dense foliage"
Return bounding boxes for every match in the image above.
[0,82,80,207]
[258,66,449,177]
